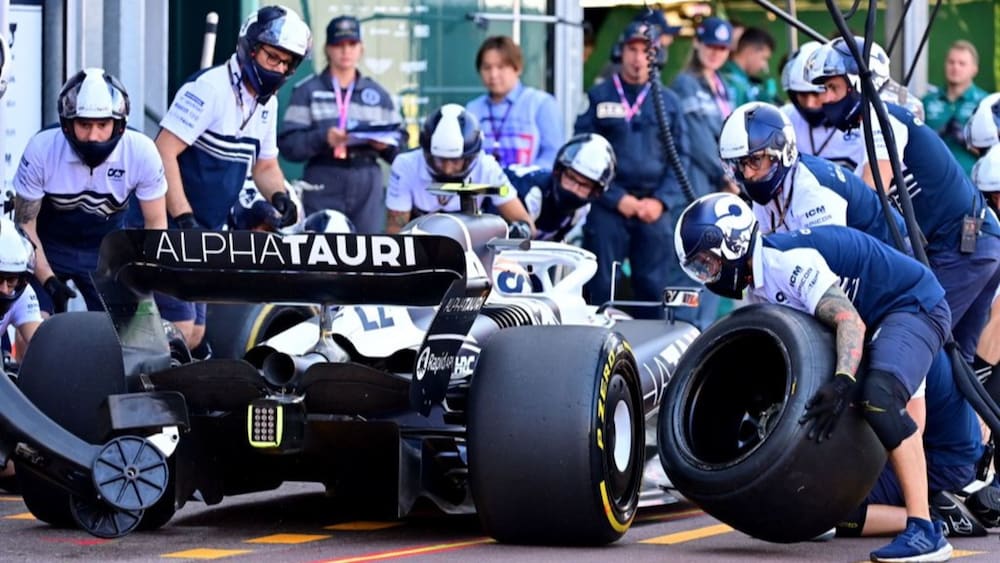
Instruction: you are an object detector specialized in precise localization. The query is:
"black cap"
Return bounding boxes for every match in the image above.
[326,15,361,45]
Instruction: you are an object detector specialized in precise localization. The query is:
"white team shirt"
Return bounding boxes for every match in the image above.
[746,236,840,315]
[386,150,517,213]
[160,54,279,165]
[1,286,42,333]
[753,161,846,235]
[865,110,911,164]
[13,128,166,206]
[781,104,867,175]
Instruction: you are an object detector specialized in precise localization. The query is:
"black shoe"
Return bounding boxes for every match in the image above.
[930,490,988,537]
[965,483,1000,528]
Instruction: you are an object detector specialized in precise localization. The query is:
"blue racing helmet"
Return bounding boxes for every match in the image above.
[674,193,758,299]
[719,102,798,205]
[804,37,890,131]
[236,5,312,103]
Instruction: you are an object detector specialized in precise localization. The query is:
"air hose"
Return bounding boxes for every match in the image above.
[644,22,696,204]
[825,0,1000,439]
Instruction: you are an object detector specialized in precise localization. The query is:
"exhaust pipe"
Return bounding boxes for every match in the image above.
[247,347,328,388]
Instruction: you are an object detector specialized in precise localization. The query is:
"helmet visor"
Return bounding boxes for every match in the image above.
[681,250,723,284]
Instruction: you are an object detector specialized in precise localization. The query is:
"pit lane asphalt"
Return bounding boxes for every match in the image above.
[0,482,996,562]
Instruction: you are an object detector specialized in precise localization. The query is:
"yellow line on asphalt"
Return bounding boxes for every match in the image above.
[640,523,733,544]
[0,495,22,502]
[318,538,495,562]
[245,533,330,544]
[324,521,404,531]
[3,512,35,520]
[162,548,253,559]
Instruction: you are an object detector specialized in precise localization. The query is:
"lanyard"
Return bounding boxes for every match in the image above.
[332,76,355,130]
[769,165,798,232]
[809,126,838,156]
[612,74,651,122]
[710,72,732,118]
[486,98,514,150]
[229,62,258,131]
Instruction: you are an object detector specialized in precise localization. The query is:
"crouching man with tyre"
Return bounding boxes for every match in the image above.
[674,193,953,562]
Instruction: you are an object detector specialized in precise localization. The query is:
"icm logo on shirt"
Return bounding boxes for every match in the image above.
[107,168,125,179]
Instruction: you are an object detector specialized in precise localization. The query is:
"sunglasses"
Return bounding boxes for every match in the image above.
[0,274,24,287]
[734,153,774,171]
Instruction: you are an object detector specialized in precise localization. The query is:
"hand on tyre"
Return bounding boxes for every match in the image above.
[799,372,856,443]
[44,276,77,313]
[271,191,298,228]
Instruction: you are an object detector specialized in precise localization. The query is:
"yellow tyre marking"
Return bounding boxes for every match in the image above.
[162,548,253,559]
[244,304,275,353]
[318,538,494,563]
[244,533,330,544]
[324,521,403,531]
[3,512,35,520]
[0,495,23,502]
[599,481,632,533]
[640,523,733,544]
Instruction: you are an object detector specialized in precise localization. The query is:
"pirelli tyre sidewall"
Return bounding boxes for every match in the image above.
[657,303,885,543]
[468,326,643,545]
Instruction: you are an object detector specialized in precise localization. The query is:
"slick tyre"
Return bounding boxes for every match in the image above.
[469,326,643,545]
[657,304,886,543]
[16,312,126,527]
[205,303,315,360]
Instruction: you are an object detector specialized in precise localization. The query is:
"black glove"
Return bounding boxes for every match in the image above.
[799,372,856,444]
[270,191,297,228]
[173,212,201,230]
[43,276,78,314]
[508,220,532,240]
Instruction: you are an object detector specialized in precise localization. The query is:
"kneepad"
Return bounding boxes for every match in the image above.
[835,501,868,537]
[860,369,918,450]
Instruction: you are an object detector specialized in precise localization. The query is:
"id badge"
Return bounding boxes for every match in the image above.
[960,215,983,254]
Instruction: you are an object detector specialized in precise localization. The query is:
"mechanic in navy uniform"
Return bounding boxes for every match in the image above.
[13,68,167,314]
[503,133,616,242]
[807,38,1000,365]
[153,6,309,355]
[0,217,45,492]
[720,102,909,249]
[278,15,405,233]
[837,349,988,539]
[574,20,691,319]
[675,193,953,562]
[385,104,533,236]
[779,41,866,174]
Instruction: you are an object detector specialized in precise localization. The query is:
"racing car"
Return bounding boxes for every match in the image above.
[0,184,699,544]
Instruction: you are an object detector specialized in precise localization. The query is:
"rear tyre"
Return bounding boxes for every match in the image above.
[16,312,126,527]
[205,304,315,359]
[657,304,886,542]
[469,326,643,545]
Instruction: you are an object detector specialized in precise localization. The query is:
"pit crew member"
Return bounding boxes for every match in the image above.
[676,193,953,562]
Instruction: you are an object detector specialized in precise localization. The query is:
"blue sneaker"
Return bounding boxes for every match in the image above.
[869,517,953,562]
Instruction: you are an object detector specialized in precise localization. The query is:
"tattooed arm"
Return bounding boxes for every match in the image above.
[385,209,411,235]
[813,282,867,378]
[13,196,55,284]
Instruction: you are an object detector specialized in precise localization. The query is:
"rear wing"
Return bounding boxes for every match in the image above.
[95,230,467,307]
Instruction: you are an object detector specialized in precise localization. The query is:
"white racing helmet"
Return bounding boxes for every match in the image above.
[0,217,34,316]
[972,145,1000,193]
[964,93,1000,153]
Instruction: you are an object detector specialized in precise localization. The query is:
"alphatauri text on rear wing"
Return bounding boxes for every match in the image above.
[96,229,467,306]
